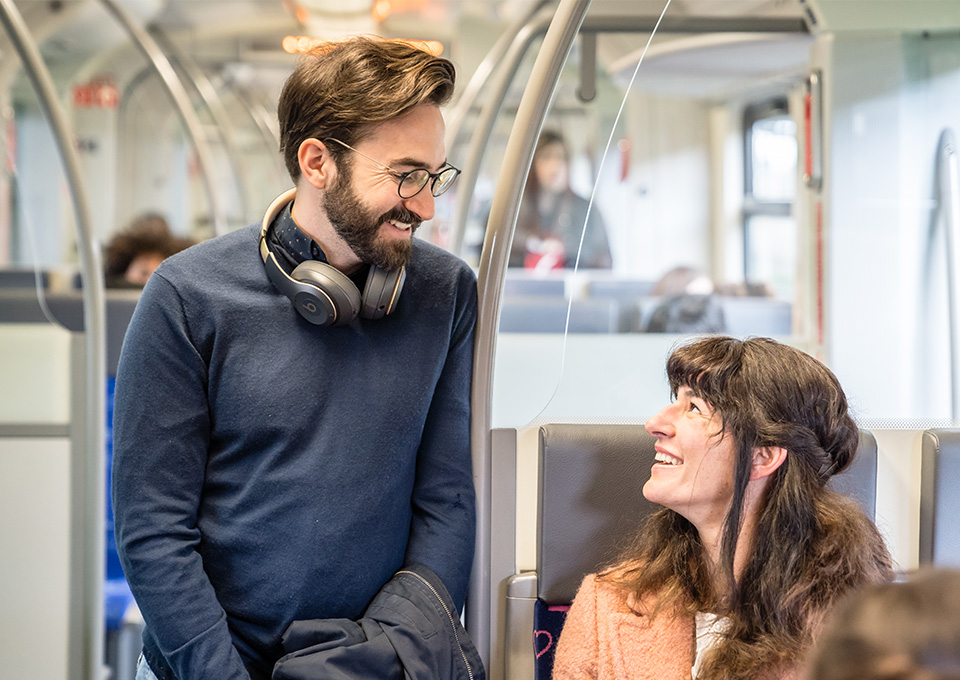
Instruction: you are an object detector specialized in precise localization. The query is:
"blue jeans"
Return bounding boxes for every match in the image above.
[135,655,159,680]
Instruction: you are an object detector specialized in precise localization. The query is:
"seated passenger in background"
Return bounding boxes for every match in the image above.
[553,336,894,680]
[807,568,960,680]
[509,130,612,270]
[646,265,725,333]
[104,213,193,287]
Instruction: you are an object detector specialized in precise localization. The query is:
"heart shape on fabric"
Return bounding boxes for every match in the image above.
[535,629,553,658]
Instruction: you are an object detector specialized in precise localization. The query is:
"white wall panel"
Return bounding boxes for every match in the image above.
[0,437,72,680]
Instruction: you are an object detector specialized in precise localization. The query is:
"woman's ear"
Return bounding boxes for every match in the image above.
[298,138,336,190]
[750,446,787,481]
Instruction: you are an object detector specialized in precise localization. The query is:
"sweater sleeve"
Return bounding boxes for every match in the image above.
[552,575,601,680]
[402,268,478,610]
[112,273,251,680]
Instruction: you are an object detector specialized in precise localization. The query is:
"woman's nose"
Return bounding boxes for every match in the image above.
[645,403,676,438]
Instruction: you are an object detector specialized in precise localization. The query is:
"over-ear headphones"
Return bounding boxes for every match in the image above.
[259,188,405,326]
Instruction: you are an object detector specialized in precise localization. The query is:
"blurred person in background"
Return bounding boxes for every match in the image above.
[509,130,612,270]
[646,265,725,333]
[104,213,193,287]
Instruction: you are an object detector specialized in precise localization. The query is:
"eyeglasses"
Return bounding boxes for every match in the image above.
[326,137,460,199]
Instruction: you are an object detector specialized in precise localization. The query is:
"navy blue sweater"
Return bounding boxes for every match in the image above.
[112,223,477,680]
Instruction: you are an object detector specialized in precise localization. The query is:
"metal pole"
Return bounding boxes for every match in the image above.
[467,0,591,672]
[150,27,252,224]
[98,0,229,237]
[448,8,556,257]
[444,0,548,154]
[230,83,289,191]
[0,2,106,680]
[938,129,960,421]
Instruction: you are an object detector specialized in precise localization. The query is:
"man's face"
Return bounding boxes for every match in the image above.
[321,104,447,271]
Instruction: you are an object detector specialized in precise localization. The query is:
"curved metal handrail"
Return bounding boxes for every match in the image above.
[98,0,229,237]
[0,2,106,679]
[466,0,592,670]
[150,27,252,224]
[444,0,548,155]
[230,83,289,191]
[448,6,557,257]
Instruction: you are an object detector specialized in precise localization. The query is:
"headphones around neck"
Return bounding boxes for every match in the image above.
[259,188,406,326]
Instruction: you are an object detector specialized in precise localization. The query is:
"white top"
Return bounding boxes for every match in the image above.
[692,611,732,679]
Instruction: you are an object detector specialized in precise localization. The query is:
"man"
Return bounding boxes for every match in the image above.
[113,37,477,680]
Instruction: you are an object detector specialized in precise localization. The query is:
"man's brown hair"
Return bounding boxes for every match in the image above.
[277,36,456,183]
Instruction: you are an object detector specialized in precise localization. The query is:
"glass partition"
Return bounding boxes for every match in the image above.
[488,4,815,429]
[487,5,960,431]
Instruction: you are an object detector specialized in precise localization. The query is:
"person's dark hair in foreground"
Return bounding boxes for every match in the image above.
[807,568,960,680]
[554,336,894,680]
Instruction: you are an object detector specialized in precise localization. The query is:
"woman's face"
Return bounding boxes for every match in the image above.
[533,141,569,193]
[643,386,739,533]
[124,252,166,285]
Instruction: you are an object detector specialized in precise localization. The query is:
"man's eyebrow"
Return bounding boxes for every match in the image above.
[390,155,450,171]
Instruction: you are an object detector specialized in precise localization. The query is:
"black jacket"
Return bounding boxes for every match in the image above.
[273,565,484,680]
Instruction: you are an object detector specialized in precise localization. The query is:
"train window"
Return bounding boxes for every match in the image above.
[743,99,798,301]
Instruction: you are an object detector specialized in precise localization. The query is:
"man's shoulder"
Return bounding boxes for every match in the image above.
[409,239,476,282]
[170,223,260,263]
[156,224,261,281]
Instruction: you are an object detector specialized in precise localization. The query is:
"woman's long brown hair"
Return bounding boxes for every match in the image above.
[603,337,894,679]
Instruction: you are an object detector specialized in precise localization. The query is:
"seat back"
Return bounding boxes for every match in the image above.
[499,296,624,333]
[828,429,878,520]
[537,424,658,604]
[920,429,960,566]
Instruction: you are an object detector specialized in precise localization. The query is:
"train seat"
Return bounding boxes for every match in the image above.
[503,423,880,680]
[0,268,48,288]
[503,273,568,297]
[584,278,656,302]
[498,296,626,333]
[634,295,793,336]
[920,429,960,566]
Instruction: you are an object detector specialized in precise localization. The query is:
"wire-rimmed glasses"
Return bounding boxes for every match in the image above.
[326,137,460,199]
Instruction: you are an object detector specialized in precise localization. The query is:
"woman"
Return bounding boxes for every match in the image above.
[553,336,894,680]
[104,213,194,287]
[509,130,612,270]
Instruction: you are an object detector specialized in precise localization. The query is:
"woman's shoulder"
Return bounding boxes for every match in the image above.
[579,563,658,616]
[571,572,627,612]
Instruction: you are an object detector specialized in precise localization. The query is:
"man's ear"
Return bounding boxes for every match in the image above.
[750,446,787,481]
[298,138,337,190]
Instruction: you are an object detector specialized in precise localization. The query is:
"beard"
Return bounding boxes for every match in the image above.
[321,170,422,271]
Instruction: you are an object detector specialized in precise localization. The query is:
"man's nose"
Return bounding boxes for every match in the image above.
[403,188,435,222]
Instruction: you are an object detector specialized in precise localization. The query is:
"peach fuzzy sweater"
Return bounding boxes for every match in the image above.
[553,574,803,680]
[552,574,695,680]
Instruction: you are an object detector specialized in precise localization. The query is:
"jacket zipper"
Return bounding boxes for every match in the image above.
[396,570,474,680]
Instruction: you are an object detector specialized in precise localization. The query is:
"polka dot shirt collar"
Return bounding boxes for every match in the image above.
[271,201,327,264]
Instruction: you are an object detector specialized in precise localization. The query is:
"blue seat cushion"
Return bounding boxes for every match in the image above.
[534,599,569,680]
[104,577,135,631]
